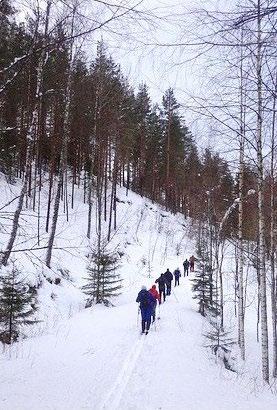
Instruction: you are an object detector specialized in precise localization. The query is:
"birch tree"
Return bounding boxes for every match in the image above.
[255,0,269,383]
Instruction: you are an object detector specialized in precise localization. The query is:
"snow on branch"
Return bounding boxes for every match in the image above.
[218,189,256,237]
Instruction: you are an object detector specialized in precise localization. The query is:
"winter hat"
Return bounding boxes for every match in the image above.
[141,285,147,290]
[152,285,156,289]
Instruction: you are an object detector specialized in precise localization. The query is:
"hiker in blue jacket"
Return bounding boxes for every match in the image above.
[136,286,156,335]
[174,268,181,286]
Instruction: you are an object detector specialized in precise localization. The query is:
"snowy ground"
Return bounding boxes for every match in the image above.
[1,277,276,410]
[0,175,276,409]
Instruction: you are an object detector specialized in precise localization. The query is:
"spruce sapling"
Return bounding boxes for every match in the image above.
[82,247,122,307]
[0,264,38,344]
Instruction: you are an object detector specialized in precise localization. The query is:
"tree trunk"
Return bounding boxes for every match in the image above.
[256,0,269,382]
[238,30,246,360]
[46,178,62,268]
[270,72,277,377]
[46,7,75,268]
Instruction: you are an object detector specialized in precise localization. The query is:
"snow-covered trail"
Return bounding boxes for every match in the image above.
[1,277,276,410]
[117,280,276,410]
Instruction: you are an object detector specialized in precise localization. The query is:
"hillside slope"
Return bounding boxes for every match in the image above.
[0,176,276,409]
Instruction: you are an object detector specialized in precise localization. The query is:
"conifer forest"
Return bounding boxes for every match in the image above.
[0,1,277,409]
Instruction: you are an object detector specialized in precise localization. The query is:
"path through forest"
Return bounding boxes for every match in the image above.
[1,277,276,410]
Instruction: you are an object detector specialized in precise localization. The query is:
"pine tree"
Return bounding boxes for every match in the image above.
[144,105,163,201]
[191,225,220,317]
[161,88,183,211]
[132,83,151,195]
[82,248,122,307]
[183,144,202,218]
[0,265,38,344]
[204,320,236,372]
[0,0,29,179]
[191,265,220,317]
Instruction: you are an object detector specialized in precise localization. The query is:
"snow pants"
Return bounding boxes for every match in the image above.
[140,307,152,332]
[159,288,166,303]
[166,282,172,295]
[152,300,157,322]
[184,267,189,276]
[174,277,180,286]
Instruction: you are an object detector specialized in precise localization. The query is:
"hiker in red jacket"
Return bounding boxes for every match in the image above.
[149,285,160,322]
[189,255,195,272]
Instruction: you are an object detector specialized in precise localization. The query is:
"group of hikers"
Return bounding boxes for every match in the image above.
[136,255,196,335]
[183,254,195,275]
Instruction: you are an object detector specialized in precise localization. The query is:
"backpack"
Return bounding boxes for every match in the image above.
[156,276,165,289]
[140,290,150,308]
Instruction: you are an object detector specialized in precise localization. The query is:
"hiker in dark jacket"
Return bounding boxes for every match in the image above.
[136,286,156,334]
[183,259,189,276]
[164,268,173,295]
[173,268,181,286]
[155,274,166,303]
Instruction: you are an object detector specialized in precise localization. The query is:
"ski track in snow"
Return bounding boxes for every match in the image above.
[1,277,277,410]
[100,337,145,410]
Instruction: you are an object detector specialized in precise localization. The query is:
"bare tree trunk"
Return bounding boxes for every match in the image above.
[166,95,171,210]
[71,168,75,209]
[87,62,100,239]
[238,29,246,360]
[207,192,213,304]
[104,150,107,221]
[234,243,239,318]
[215,238,225,329]
[270,72,277,377]
[46,178,62,268]
[37,176,41,246]
[46,7,75,268]
[256,0,269,382]
[87,170,93,239]
[46,168,53,233]
[113,159,118,231]
[126,161,130,196]
[107,176,114,241]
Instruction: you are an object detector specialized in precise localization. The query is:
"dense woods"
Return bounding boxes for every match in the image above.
[0,0,276,385]
[0,0,237,245]
[0,1,255,237]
